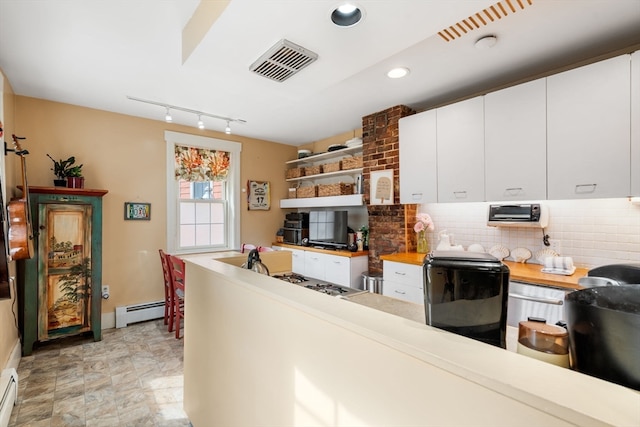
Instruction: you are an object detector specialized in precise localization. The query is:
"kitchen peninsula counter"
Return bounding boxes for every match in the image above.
[380,252,589,290]
[181,252,638,427]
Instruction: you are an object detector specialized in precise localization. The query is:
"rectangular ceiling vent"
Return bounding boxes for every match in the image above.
[250,39,318,82]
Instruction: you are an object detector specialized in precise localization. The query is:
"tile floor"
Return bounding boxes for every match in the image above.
[8,319,190,427]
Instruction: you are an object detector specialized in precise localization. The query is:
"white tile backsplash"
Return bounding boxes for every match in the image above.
[419,198,640,269]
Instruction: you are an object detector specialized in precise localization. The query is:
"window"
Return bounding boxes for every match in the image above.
[165,131,241,254]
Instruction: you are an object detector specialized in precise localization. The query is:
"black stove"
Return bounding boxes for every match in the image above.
[273,274,364,297]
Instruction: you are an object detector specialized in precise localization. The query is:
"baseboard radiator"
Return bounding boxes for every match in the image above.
[115,300,164,328]
[0,369,18,427]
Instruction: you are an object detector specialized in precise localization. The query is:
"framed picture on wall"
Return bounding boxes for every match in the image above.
[124,202,151,220]
[247,180,270,210]
[370,169,394,205]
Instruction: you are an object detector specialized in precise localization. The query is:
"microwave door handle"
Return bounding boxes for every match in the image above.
[508,293,564,306]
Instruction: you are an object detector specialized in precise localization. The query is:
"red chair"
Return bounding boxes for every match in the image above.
[159,249,173,329]
[167,254,186,339]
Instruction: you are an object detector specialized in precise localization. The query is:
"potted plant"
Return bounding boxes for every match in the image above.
[47,154,83,187]
[65,164,84,188]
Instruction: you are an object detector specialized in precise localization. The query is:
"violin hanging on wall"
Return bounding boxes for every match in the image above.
[0,121,9,298]
[7,134,34,260]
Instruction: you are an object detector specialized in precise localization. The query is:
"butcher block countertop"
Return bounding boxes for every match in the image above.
[379,252,589,291]
[273,242,368,257]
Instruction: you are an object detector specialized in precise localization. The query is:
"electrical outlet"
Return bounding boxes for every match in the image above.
[548,239,562,255]
[102,285,109,294]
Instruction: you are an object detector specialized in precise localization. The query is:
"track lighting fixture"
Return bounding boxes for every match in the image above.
[127,96,246,134]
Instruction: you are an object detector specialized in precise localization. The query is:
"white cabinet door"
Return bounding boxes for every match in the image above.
[437,96,485,202]
[547,55,631,199]
[399,110,438,204]
[289,248,306,275]
[485,79,547,201]
[304,251,327,281]
[632,51,640,196]
[382,261,424,304]
[324,254,351,287]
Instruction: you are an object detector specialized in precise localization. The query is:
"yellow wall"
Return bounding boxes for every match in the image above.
[0,71,20,368]
[8,95,296,322]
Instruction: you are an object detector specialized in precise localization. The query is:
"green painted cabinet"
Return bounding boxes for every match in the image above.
[18,186,108,356]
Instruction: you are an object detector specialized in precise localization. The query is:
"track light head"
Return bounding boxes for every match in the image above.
[165,107,172,123]
[197,115,204,129]
[225,121,231,134]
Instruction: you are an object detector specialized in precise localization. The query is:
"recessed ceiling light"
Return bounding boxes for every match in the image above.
[331,3,363,27]
[387,67,410,79]
[475,35,497,49]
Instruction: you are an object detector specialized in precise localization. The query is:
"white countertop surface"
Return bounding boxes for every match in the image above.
[183,251,640,426]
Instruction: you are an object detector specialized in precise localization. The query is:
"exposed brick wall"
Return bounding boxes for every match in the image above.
[362,105,416,274]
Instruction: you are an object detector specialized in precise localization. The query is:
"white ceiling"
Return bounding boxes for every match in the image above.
[1,0,639,146]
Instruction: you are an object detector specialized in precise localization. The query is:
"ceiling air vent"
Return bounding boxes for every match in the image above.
[250,39,318,82]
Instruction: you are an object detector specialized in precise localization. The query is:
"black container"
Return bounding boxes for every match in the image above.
[424,251,510,348]
[565,284,640,390]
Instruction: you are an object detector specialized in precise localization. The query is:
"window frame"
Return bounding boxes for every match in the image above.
[165,131,241,254]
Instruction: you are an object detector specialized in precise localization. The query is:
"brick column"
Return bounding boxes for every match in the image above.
[362,105,416,274]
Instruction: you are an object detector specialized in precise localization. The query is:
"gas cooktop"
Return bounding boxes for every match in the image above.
[272,274,364,297]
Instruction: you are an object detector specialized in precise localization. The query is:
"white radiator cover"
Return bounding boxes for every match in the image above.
[0,369,17,427]
[115,301,164,328]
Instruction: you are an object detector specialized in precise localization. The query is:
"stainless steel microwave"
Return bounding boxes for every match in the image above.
[487,203,548,228]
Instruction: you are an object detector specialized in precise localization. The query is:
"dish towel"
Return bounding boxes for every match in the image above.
[541,256,576,275]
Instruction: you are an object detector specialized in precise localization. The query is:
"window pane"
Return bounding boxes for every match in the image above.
[180,224,196,247]
[211,203,224,223]
[180,202,196,224]
[210,224,225,245]
[195,224,211,246]
[195,203,211,224]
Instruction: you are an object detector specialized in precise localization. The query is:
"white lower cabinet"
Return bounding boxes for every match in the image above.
[301,250,367,288]
[284,247,305,276]
[304,251,327,281]
[382,261,424,305]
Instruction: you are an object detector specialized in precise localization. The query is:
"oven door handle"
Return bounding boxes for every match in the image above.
[508,293,564,306]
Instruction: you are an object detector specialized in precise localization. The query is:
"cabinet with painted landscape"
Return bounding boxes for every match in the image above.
[18,187,108,355]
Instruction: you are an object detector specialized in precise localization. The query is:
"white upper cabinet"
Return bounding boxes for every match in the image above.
[485,79,547,201]
[399,110,438,204]
[437,96,485,203]
[547,55,631,199]
[632,51,640,196]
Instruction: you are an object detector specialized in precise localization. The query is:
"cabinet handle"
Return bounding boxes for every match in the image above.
[394,271,406,276]
[575,184,597,194]
[505,187,523,195]
[453,191,467,198]
[411,193,423,200]
[508,293,563,305]
[394,289,407,295]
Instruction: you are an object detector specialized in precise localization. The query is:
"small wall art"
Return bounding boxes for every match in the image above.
[247,180,270,210]
[124,202,151,220]
[370,169,394,205]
